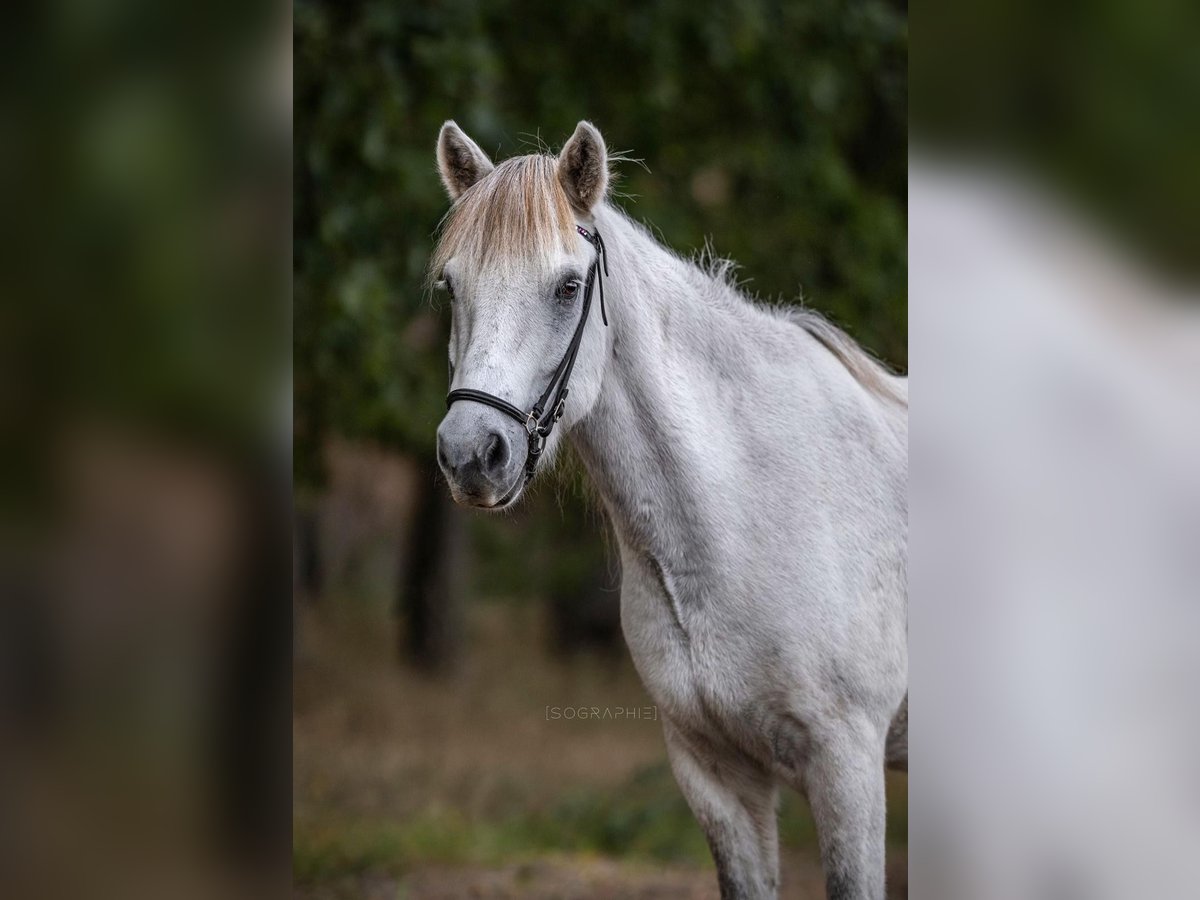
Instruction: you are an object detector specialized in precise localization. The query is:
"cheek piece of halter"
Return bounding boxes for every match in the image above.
[445,225,609,486]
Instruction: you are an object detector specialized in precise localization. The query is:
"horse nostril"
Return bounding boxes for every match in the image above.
[483,431,509,472]
[436,439,455,475]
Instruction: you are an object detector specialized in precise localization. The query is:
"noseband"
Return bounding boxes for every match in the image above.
[445,225,609,485]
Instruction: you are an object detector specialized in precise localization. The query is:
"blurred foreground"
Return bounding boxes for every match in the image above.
[0,1,291,897]
[910,0,1200,894]
[909,161,1200,899]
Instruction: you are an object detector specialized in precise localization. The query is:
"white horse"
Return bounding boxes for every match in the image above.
[433,120,907,900]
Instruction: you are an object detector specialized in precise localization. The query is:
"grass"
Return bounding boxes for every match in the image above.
[295,763,907,886]
[294,762,713,885]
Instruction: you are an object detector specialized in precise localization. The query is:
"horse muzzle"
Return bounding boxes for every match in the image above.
[436,408,524,508]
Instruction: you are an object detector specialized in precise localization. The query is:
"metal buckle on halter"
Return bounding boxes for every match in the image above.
[524,412,539,436]
[552,389,568,425]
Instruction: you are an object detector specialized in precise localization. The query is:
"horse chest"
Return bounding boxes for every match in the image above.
[619,554,768,734]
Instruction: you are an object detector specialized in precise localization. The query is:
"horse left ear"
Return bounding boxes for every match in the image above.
[437,121,495,201]
[558,121,609,215]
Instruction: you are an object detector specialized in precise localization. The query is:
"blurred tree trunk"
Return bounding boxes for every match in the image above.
[398,458,466,672]
[293,503,322,605]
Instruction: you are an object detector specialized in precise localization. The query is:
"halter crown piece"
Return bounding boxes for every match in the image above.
[445,225,609,484]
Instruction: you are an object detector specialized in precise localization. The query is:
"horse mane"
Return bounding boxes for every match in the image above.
[690,245,907,408]
[430,155,575,283]
[780,306,907,407]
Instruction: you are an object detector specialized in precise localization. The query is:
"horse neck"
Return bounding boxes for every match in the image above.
[570,206,733,567]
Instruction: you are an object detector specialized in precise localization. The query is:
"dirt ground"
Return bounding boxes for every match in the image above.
[296,852,908,899]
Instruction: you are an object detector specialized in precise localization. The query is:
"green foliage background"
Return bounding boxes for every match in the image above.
[295,0,907,484]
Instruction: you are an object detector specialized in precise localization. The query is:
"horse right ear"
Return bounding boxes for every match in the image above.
[558,121,609,215]
[437,121,494,200]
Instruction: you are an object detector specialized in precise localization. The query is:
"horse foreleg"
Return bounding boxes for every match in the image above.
[798,721,889,900]
[664,721,780,900]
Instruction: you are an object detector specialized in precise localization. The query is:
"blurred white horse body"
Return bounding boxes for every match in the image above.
[433,121,907,900]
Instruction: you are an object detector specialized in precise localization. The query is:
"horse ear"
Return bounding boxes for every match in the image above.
[558,121,609,214]
[437,121,494,200]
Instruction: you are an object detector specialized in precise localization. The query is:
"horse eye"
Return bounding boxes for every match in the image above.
[436,278,455,299]
[556,280,580,301]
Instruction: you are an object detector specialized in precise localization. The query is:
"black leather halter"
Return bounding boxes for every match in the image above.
[446,225,609,484]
